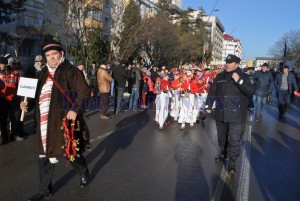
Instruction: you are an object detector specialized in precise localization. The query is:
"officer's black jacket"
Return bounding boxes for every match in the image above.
[206,67,255,123]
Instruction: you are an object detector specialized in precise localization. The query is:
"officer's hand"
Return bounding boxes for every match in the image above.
[20,101,28,112]
[67,110,77,120]
[232,72,240,82]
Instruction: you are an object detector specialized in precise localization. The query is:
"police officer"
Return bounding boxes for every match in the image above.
[205,54,255,173]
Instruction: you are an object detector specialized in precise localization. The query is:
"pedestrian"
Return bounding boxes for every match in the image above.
[128,63,142,111]
[20,36,91,200]
[170,69,181,121]
[34,55,45,78]
[154,74,170,129]
[97,64,113,119]
[10,58,27,139]
[0,56,23,144]
[205,54,255,173]
[77,62,89,83]
[87,61,99,97]
[140,68,153,109]
[274,65,299,118]
[178,69,195,129]
[252,63,273,121]
[112,61,130,114]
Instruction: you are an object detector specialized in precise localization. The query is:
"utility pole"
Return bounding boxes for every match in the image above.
[201,0,220,64]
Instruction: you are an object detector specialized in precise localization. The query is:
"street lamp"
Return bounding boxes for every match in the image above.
[201,0,220,64]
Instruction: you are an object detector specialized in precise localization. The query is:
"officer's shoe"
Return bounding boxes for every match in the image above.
[28,192,52,201]
[80,176,89,188]
[228,157,236,174]
[215,154,227,162]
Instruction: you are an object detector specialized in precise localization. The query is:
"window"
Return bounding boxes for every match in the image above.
[19,40,33,57]
[0,12,8,24]
[105,0,109,8]
[87,8,102,21]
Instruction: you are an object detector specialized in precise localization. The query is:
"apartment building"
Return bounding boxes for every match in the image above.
[222,33,242,63]
[201,16,224,64]
[0,0,65,68]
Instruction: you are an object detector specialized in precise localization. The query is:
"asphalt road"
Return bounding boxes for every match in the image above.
[0,95,299,201]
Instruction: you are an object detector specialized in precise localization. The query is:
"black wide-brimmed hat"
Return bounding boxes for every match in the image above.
[42,35,64,53]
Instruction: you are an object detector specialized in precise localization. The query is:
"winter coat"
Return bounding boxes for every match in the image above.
[274,72,298,94]
[131,67,142,88]
[113,65,129,88]
[34,60,90,157]
[87,66,99,80]
[253,71,273,97]
[206,67,255,123]
[97,67,112,93]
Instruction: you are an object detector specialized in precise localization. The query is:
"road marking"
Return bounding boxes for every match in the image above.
[236,120,253,201]
[211,167,227,201]
[211,115,253,201]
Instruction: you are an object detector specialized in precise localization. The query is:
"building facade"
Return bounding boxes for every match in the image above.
[253,57,282,70]
[0,0,66,68]
[222,33,242,63]
[201,16,224,64]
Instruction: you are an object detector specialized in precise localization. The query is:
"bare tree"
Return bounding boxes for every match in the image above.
[269,30,300,69]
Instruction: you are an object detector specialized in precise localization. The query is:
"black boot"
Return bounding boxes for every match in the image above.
[70,155,90,188]
[28,192,52,201]
[28,158,54,201]
[215,148,228,162]
[228,157,236,174]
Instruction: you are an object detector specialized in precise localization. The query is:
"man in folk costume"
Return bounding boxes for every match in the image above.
[202,68,213,92]
[154,73,170,129]
[178,69,195,129]
[191,72,208,121]
[21,36,91,201]
[170,69,181,121]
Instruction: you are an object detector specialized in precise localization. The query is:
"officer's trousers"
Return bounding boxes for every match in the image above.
[215,121,245,158]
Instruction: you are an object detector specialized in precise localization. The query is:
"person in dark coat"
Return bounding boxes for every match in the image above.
[205,54,255,174]
[112,61,130,113]
[0,56,22,144]
[252,63,273,121]
[87,61,99,97]
[21,36,91,201]
[274,65,299,117]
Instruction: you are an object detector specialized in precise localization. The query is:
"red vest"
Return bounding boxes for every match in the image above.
[0,67,19,101]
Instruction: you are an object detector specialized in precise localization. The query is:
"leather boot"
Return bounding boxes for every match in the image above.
[70,155,89,188]
[215,148,228,162]
[228,157,236,174]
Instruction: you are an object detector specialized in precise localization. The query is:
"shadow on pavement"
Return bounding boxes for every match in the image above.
[174,131,209,201]
[249,131,300,201]
[52,112,149,193]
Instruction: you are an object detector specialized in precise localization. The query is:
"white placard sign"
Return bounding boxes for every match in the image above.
[17,77,38,98]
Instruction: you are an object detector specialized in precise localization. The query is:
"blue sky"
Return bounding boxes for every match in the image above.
[182,0,300,61]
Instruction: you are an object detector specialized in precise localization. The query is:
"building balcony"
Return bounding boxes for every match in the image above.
[84,18,103,29]
[84,0,103,10]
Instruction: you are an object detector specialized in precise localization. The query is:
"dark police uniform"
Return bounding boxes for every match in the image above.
[206,66,255,170]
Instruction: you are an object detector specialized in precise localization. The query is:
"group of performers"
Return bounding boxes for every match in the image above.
[153,65,221,129]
